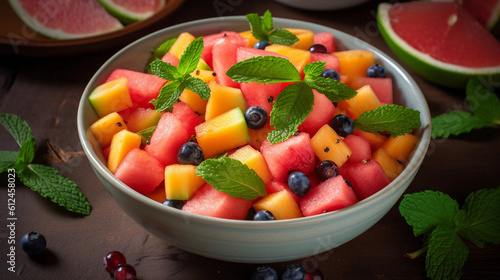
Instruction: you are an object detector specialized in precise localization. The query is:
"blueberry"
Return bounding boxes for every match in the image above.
[254,41,271,50]
[309,44,327,53]
[288,171,310,196]
[282,264,306,280]
[329,114,354,137]
[320,69,340,82]
[253,210,275,221]
[21,232,46,256]
[366,64,387,78]
[344,178,353,188]
[244,106,268,129]
[315,160,339,181]
[251,266,279,280]
[177,142,204,165]
[162,199,185,210]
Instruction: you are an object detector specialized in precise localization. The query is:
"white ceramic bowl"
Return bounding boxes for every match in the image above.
[77,16,431,263]
[274,0,372,11]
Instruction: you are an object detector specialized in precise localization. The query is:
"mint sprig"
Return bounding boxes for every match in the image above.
[0,114,92,215]
[196,157,266,200]
[246,10,299,46]
[354,104,421,137]
[399,187,500,280]
[150,37,210,111]
[431,79,500,139]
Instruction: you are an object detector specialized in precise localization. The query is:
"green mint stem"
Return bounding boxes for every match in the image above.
[406,245,428,260]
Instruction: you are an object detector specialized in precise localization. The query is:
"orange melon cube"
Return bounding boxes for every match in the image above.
[168,32,195,59]
[164,164,205,200]
[333,49,375,78]
[339,85,382,119]
[122,107,162,133]
[285,28,315,50]
[145,182,167,203]
[311,124,352,167]
[265,44,311,76]
[107,130,142,173]
[253,190,303,220]
[179,89,208,115]
[353,130,387,151]
[372,148,403,180]
[239,30,259,47]
[89,112,128,147]
[205,81,247,121]
[382,133,418,163]
[88,77,132,118]
[229,145,272,184]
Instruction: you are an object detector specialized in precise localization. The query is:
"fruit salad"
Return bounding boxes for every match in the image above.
[88,12,420,221]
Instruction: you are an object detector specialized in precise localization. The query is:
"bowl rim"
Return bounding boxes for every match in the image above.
[77,15,431,229]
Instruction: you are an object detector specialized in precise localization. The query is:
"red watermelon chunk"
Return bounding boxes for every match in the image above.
[265,181,300,203]
[310,53,340,72]
[343,134,372,163]
[212,38,247,88]
[161,52,180,66]
[348,76,393,104]
[202,31,248,69]
[114,148,165,195]
[172,101,202,137]
[236,47,288,61]
[340,159,391,200]
[144,112,190,166]
[260,132,316,182]
[299,175,358,216]
[182,183,253,220]
[298,89,336,135]
[106,69,167,108]
[313,32,337,52]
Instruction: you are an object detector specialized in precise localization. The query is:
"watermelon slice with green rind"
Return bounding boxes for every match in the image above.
[8,0,123,40]
[377,2,500,88]
[97,0,165,24]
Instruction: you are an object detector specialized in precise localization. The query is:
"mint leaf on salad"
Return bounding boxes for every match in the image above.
[354,104,421,137]
[399,187,500,280]
[246,10,299,46]
[196,157,267,200]
[0,113,92,215]
[431,79,499,139]
[225,56,302,84]
[150,37,210,111]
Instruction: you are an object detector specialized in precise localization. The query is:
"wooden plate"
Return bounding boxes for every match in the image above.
[0,0,185,57]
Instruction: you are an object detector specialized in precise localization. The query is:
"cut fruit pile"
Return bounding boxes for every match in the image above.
[88,27,419,220]
[377,1,500,88]
[8,0,165,39]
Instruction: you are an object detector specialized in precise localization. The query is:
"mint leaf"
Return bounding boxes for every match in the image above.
[149,59,179,81]
[15,138,36,173]
[184,76,210,100]
[466,79,500,124]
[268,83,314,144]
[226,56,301,84]
[152,37,178,59]
[152,79,185,112]
[399,190,459,236]
[426,225,468,280]
[303,61,325,77]
[196,157,266,200]
[0,113,34,147]
[0,151,18,173]
[304,75,357,102]
[177,37,204,76]
[431,110,493,139]
[269,28,300,46]
[20,164,92,215]
[136,126,156,144]
[354,104,421,137]
[246,12,269,42]
[262,10,273,32]
[455,187,500,247]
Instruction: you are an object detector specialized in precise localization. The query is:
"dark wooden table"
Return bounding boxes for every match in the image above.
[1,0,499,279]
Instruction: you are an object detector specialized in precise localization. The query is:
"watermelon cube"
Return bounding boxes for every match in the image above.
[298,89,336,135]
[212,38,247,88]
[343,134,372,163]
[340,159,391,200]
[313,32,337,52]
[310,53,340,72]
[105,69,167,108]
[348,76,393,104]
[202,31,248,69]
[260,132,316,182]
[161,52,180,67]
[114,148,165,195]
[265,181,300,203]
[144,112,190,166]
[172,101,202,137]
[300,175,358,216]
[182,183,253,220]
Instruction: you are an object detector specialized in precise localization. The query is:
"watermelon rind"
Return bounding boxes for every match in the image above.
[97,0,164,24]
[377,3,500,89]
[8,0,123,40]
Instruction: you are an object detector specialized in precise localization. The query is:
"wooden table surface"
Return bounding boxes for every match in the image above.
[1,0,499,279]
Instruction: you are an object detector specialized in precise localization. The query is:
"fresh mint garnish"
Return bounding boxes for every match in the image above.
[150,37,210,111]
[152,37,178,59]
[302,62,357,102]
[226,56,302,84]
[196,157,266,200]
[399,187,500,280]
[246,10,299,46]
[431,79,500,139]
[354,104,421,137]
[0,114,92,215]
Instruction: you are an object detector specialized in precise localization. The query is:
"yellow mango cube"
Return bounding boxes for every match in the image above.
[372,148,403,180]
[108,130,142,173]
[164,164,205,200]
[229,145,272,184]
[333,50,375,78]
[168,32,195,59]
[311,124,352,167]
[239,30,259,47]
[89,112,128,147]
[382,133,418,162]
[253,190,303,220]
[205,81,247,121]
[88,77,132,117]
[265,44,311,76]
[339,85,382,119]
[285,28,315,50]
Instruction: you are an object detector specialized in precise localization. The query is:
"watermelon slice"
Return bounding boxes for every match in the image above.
[8,0,123,39]
[172,101,202,137]
[340,159,391,200]
[377,2,500,88]
[298,89,336,136]
[97,0,165,24]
